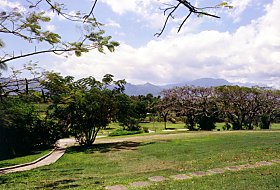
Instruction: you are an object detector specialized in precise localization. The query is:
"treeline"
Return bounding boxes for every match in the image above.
[1,68,280,157]
[159,86,280,131]
[0,71,156,157]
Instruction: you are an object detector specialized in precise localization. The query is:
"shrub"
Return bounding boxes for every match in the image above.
[142,127,149,133]
[0,97,61,157]
[109,129,143,137]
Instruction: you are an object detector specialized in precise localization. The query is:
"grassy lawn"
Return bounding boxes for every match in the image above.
[0,131,279,189]
[271,123,280,130]
[142,165,280,190]
[0,149,52,168]
[102,122,280,136]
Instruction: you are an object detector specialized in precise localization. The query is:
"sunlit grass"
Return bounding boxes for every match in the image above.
[0,149,51,168]
[0,131,279,190]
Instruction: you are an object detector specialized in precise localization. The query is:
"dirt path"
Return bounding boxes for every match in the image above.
[0,138,76,175]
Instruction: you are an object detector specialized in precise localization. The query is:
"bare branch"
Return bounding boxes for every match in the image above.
[155,2,181,37]
[177,11,191,33]
[84,0,98,21]
[156,0,221,37]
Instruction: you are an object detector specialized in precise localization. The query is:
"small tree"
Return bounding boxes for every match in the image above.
[46,73,125,146]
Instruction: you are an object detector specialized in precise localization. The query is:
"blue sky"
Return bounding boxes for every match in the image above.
[1,0,280,88]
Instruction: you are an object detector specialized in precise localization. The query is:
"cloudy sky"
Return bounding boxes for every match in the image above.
[1,0,280,88]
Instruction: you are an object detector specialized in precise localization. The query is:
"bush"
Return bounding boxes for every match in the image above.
[142,127,149,133]
[0,97,60,156]
[109,129,143,137]
[223,122,231,130]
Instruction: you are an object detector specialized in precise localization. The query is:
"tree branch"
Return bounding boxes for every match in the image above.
[0,48,80,64]
[156,0,221,37]
[155,3,181,37]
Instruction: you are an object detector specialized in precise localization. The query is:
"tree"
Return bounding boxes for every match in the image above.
[115,93,141,131]
[115,94,157,131]
[257,88,280,129]
[215,86,265,130]
[172,86,218,130]
[0,0,119,69]
[45,73,125,146]
[157,89,177,129]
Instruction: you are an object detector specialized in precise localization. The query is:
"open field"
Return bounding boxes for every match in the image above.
[0,131,279,189]
[99,122,280,136]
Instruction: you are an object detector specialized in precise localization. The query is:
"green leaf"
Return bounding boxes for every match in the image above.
[75,51,82,57]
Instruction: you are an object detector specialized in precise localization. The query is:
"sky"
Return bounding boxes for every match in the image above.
[1,0,280,88]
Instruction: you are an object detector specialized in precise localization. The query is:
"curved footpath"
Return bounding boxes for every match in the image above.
[0,134,280,190]
[0,138,76,175]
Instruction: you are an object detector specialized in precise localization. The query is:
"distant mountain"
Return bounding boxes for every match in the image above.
[124,78,233,96]
[124,82,163,96]
[187,78,231,87]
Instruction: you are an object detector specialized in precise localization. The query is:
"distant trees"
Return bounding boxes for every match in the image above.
[159,85,280,130]
[157,89,175,129]
[115,93,158,131]
[216,86,280,130]
[1,64,279,157]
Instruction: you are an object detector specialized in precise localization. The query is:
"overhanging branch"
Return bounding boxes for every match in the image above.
[156,0,221,37]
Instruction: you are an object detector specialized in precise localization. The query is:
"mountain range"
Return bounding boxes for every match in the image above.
[124,78,259,96]
[1,77,264,96]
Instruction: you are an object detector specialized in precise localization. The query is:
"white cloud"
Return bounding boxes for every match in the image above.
[106,19,121,28]
[0,0,25,12]
[229,0,254,22]
[47,0,280,88]
[100,0,169,29]
[45,25,56,32]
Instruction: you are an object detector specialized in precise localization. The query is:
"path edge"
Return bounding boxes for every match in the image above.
[0,146,58,172]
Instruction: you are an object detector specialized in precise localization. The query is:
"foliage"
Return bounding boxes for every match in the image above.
[0,97,60,156]
[158,85,280,130]
[161,86,218,131]
[156,90,174,129]
[115,93,158,131]
[108,129,143,137]
[216,86,280,130]
[0,0,119,69]
[44,73,126,146]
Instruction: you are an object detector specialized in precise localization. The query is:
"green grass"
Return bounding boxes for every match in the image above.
[139,121,186,131]
[108,129,144,136]
[0,131,279,189]
[141,165,280,190]
[271,123,280,130]
[0,149,52,168]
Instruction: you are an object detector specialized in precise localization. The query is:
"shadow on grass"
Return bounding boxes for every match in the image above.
[36,179,80,189]
[67,141,155,154]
